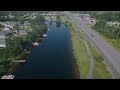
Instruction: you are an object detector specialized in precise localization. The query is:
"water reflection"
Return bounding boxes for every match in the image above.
[50,21,52,26]
[56,21,61,28]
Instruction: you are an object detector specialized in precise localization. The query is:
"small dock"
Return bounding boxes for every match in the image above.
[13,60,26,63]
[38,38,44,39]
[1,75,15,79]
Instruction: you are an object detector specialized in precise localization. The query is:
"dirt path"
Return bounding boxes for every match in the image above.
[82,40,95,79]
[74,24,95,79]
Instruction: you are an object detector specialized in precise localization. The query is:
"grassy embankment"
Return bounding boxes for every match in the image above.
[62,16,112,79]
[61,16,90,79]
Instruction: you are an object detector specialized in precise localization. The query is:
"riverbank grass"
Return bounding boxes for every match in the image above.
[89,42,112,79]
[69,23,90,79]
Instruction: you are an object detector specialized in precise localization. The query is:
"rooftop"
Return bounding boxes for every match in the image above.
[0,39,5,44]
[0,31,5,36]
[1,75,14,79]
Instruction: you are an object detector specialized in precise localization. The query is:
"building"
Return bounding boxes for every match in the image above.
[4,27,10,31]
[106,21,120,27]
[19,30,27,36]
[3,30,12,37]
[0,32,5,39]
[0,39,6,47]
[0,31,6,47]
[12,32,19,37]
[24,21,31,28]
[106,21,113,26]
[1,75,14,79]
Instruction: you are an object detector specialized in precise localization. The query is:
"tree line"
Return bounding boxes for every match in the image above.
[91,12,120,39]
[0,13,47,77]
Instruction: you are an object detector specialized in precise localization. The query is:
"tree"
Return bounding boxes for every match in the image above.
[35,15,45,24]
[14,23,20,36]
[56,21,61,28]
[50,21,52,26]
[56,15,61,22]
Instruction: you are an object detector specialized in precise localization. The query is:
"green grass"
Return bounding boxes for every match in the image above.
[69,23,90,79]
[89,43,112,79]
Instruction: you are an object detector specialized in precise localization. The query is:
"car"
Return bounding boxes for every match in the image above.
[91,35,94,37]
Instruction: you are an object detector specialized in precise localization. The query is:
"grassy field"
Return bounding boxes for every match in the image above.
[69,23,90,79]
[89,42,112,79]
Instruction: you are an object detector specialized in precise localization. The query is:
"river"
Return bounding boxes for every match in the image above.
[13,21,76,79]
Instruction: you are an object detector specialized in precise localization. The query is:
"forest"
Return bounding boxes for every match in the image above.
[91,12,120,39]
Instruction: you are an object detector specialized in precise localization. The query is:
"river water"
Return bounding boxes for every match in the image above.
[13,21,75,79]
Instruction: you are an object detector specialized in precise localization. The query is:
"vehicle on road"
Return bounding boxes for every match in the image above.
[91,35,94,37]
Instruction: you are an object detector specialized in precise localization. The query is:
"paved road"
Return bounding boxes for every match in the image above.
[65,12,120,79]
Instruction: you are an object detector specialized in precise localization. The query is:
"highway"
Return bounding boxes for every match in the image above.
[65,12,120,79]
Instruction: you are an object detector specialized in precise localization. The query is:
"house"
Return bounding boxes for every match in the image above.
[3,21,17,29]
[13,32,19,37]
[83,17,90,21]
[0,39,6,47]
[106,21,120,27]
[8,15,14,18]
[41,13,47,16]
[52,12,58,16]
[0,32,6,48]
[19,30,27,36]
[0,32,5,39]
[3,30,12,37]
[20,25,24,29]
[24,21,30,26]
[106,21,113,26]
[4,27,10,31]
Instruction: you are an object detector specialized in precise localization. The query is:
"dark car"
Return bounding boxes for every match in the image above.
[91,35,94,37]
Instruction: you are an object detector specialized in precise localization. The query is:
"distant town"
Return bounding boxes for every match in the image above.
[0,12,58,48]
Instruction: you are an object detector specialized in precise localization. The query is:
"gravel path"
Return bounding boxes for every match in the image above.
[83,40,95,79]
[74,22,95,79]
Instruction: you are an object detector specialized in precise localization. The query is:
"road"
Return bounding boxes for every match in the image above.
[65,12,120,79]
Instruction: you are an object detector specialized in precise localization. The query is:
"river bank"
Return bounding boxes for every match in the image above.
[61,16,80,79]
[2,19,80,79]
[12,20,76,79]
[4,30,47,76]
